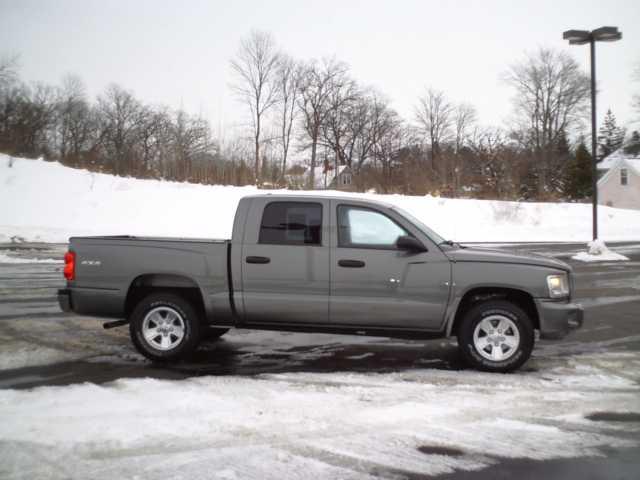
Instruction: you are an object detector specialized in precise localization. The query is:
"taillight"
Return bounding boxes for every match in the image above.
[64,251,76,281]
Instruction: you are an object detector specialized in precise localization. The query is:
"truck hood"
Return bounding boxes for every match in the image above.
[445,246,571,271]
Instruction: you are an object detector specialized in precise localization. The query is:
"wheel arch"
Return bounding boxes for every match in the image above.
[124,273,207,321]
[448,286,539,337]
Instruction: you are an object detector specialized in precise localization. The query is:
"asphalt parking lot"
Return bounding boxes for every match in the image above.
[1,241,639,479]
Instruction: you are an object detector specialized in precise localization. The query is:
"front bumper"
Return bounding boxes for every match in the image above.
[536,299,584,340]
[57,288,72,313]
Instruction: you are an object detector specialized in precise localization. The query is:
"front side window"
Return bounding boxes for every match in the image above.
[338,206,409,248]
[259,202,322,245]
[620,168,628,186]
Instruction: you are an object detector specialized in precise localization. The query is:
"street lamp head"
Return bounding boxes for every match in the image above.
[563,29,591,44]
[592,26,622,42]
[563,27,622,44]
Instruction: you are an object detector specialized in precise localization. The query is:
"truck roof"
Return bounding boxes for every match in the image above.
[242,193,394,208]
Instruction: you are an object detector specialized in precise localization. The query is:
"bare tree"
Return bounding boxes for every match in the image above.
[414,88,453,182]
[135,106,171,177]
[230,30,280,184]
[2,82,58,157]
[343,92,375,171]
[0,54,19,89]
[298,57,350,188]
[275,54,301,182]
[505,48,589,195]
[328,90,390,174]
[55,74,92,164]
[320,74,359,172]
[467,127,517,199]
[451,103,477,196]
[171,110,211,181]
[371,108,404,193]
[97,84,143,175]
[453,103,477,154]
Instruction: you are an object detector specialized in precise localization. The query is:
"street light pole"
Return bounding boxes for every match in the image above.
[563,26,622,241]
[590,37,597,240]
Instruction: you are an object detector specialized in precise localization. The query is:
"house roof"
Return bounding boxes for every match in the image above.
[597,156,640,186]
[627,159,640,176]
[597,147,640,171]
[336,165,349,175]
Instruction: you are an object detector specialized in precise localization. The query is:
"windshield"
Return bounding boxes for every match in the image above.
[391,206,446,245]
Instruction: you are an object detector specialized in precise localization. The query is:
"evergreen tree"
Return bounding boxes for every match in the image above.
[564,139,592,199]
[553,129,572,194]
[597,109,626,159]
[624,131,640,156]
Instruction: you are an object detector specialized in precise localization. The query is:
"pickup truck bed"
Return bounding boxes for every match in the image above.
[60,235,235,324]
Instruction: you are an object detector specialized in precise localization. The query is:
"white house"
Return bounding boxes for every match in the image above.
[305,164,354,190]
[597,149,640,210]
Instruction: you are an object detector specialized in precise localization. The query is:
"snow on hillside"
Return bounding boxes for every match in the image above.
[2,154,640,243]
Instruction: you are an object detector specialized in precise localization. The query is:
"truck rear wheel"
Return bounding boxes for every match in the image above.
[457,300,534,373]
[129,292,202,362]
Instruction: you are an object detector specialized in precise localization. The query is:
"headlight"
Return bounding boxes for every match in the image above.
[547,273,569,298]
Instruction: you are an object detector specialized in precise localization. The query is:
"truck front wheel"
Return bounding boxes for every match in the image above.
[457,300,534,373]
[129,292,202,362]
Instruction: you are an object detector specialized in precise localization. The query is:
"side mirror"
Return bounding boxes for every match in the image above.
[396,235,427,253]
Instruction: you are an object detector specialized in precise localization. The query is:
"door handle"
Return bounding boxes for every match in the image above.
[246,256,271,264]
[338,259,365,268]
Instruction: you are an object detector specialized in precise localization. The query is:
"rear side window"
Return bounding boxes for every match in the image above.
[259,202,322,245]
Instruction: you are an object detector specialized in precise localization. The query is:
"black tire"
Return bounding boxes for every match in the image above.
[457,300,534,373]
[203,327,230,340]
[129,292,202,362]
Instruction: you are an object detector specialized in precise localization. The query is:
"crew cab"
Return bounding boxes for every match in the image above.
[58,194,583,372]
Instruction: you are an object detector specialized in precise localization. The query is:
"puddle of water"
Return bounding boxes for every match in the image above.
[0,374,47,388]
[586,412,640,423]
[417,445,465,457]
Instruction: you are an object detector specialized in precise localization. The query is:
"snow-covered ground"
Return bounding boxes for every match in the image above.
[2,154,640,244]
[0,349,639,479]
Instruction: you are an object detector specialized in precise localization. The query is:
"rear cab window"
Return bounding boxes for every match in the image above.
[259,202,322,246]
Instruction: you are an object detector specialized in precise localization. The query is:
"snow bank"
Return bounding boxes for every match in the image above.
[2,154,640,243]
[572,239,630,262]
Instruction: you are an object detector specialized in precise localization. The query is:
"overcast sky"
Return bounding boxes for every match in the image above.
[1,0,639,141]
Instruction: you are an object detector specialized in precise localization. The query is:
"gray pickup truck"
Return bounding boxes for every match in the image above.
[58,194,583,372]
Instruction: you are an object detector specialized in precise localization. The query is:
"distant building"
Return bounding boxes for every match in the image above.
[305,164,354,190]
[597,147,640,210]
